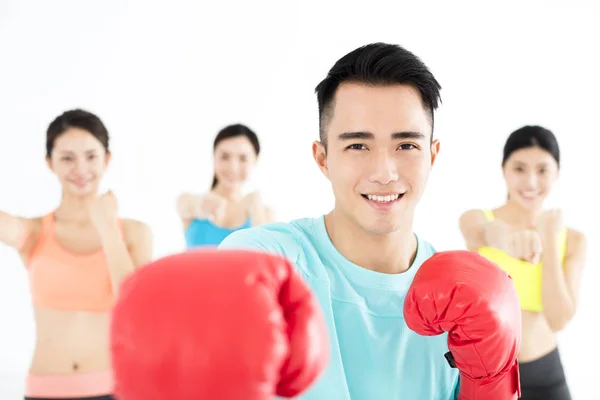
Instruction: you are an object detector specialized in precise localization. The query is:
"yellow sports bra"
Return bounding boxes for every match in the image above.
[477,210,568,313]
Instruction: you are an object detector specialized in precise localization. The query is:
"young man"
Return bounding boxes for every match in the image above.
[219,43,518,399]
[218,42,457,399]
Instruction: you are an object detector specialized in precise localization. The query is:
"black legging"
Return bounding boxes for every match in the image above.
[519,347,571,400]
[25,395,113,400]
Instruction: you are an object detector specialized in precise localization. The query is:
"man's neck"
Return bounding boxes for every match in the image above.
[323,210,417,275]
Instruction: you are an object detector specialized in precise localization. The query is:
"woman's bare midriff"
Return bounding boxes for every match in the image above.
[518,310,558,363]
[29,307,111,374]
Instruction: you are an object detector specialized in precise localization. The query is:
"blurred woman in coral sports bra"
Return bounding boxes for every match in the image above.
[0,109,153,400]
[459,125,587,400]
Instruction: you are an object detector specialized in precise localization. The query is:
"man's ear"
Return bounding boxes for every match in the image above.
[430,139,440,167]
[312,140,329,179]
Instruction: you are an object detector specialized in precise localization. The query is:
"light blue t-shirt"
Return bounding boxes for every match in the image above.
[184,218,252,248]
[219,216,460,400]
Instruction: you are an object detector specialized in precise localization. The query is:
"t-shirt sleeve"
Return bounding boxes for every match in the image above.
[218,226,300,267]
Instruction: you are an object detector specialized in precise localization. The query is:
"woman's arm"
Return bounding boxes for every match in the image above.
[242,192,276,226]
[459,209,510,251]
[0,211,36,252]
[176,194,204,220]
[123,219,154,267]
[99,219,153,295]
[177,193,226,229]
[540,228,586,332]
[263,206,276,224]
[249,205,276,226]
[89,192,153,294]
[459,209,540,262]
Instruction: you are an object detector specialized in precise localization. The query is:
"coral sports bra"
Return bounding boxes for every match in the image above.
[25,213,121,312]
[477,210,568,313]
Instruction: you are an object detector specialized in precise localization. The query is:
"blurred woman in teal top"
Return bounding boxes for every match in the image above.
[176,124,275,248]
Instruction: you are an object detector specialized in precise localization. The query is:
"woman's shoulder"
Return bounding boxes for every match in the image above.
[460,208,488,217]
[176,191,207,204]
[23,215,44,228]
[179,190,211,197]
[565,227,585,253]
[9,214,45,256]
[122,218,152,245]
[459,208,493,225]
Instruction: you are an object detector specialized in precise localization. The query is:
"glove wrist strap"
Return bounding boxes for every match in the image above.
[453,358,521,400]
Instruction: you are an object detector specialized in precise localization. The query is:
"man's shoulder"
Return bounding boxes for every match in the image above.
[225,217,315,242]
[219,217,319,261]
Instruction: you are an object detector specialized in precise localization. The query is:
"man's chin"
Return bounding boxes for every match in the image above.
[359,218,404,236]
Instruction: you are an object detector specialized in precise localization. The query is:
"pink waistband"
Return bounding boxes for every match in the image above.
[25,370,114,397]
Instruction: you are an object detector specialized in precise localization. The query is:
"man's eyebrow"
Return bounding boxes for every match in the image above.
[337,131,374,140]
[391,132,425,140]
[337,131,425,140]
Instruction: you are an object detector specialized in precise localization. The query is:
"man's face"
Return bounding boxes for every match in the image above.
[313,82,440,235]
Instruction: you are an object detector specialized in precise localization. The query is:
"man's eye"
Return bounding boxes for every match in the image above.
[399,144,417,150]
[347,144,366,150]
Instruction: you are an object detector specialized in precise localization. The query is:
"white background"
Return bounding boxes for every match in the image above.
[1,0,598,398]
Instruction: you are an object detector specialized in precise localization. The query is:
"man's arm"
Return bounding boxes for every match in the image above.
[219,225,300,268]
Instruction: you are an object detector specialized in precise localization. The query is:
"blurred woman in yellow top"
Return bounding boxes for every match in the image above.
[459,125,586,400]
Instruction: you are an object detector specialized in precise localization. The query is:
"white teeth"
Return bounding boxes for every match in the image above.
[367,194,400,202]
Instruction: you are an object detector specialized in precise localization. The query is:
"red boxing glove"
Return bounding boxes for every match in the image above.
[403,251,521,400]
[110,249,329,400]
